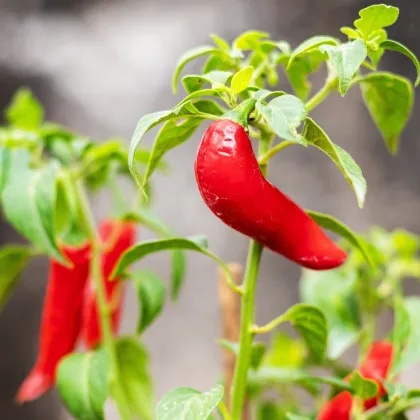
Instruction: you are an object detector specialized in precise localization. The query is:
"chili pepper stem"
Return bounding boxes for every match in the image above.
[76,180,131,420]
[230,131,273,420]
[305,76,338,112]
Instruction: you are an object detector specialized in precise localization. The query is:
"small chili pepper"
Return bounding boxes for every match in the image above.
[195,120,347,270]
[16,242,91,403]
[81,219,136,350]
[317,341,394,419]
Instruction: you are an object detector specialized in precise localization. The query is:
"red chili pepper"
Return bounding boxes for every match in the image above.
[81,219,136,350]
[194,120,347,270]
[317,341,394,420]
[16,242,91,403]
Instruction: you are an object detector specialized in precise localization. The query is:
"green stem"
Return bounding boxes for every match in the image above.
[305,77,338,112]
[258,140,297,165]
[230,132,272,420]
[219,401,233,420]
[76,181,131,420]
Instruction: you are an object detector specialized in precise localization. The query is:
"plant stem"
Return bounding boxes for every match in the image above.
[258,140,297,165]
[230,132,272,420]
[305,77,338,112]
[219,401,233,420]
[76,180,131,420]
[230,240,263,420]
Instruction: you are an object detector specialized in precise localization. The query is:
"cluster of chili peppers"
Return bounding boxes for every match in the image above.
[317,341,394,419]
[16,219,136,403]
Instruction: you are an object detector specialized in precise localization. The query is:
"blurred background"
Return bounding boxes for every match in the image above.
[0,0,419,418]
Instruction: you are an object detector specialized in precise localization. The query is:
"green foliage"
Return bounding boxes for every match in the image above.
[302,118,366,208]
[354,4,399,39]
[219,340,267,370]
[0,246,33,311]
[231,66,254,93]
[359,72,414,154]
[57,349,109,420]
[5,88,44,129]
[156,385,224,420]
[113,338,154,420]
[348,370,378,399]
[132,270,166,334]
[320,39,367,96]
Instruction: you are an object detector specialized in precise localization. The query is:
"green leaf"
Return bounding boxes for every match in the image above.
[0,246,33,311]
[359,72,414,154]
[349,370,378,399]
[172,46,220,94]
[57,349,109,420]
[341,27,362,40]
[210,34,230,51]
[320,39,367,95]
[182,71,232,93]
[234,31,269,50]
[287,35,338,69]
[256,402,286,420]
[391,298,411,375]
[157,385,223,420]
[264,332,305,368]
[279,304,328,363]
[256,95,307,142]
[231,66,254,93]
[306,210,373,266]
[124,207,186,300]
[113,236,235,295]
[300,268,360,359]
[114,338,154,420]
[393,297,420,372]
[218,340,266,370]
[1,149,65,263]
[0,146,11,196]
[381,40,420,86]
[5,88,44,129]
[302,118,366,208]
[143,117,204,186]
[286,414,311,420]
[354,4,399,38]
[132,270,166,334]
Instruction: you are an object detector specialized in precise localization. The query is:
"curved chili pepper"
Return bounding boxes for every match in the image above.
[195,120,347,270]
[317,341,394,419]
[16,242,91,403]
[81,219,136,350]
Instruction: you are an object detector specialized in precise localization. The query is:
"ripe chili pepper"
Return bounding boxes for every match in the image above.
[317,341,394,420]
[195,120,347,270]
[16,242,91,403]
[81,219,136,350]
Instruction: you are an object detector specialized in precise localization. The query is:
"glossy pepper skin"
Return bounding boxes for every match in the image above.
[81,219,136,350]
[16,242,91,403]
[195,120,347,270]
[317,341,394,420]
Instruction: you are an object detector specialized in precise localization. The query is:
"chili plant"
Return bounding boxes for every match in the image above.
[1,2,420,420]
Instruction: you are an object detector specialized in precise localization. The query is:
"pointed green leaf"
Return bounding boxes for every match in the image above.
[0,246,33,311]
[143,116,204,186]
[1,149,65,262]
[133,270,166,334]
[172,46,220,94]
[359,72,414,154]
[182,71,232,93]
[391,298,411,376]
[381,40,420,86]
[320,39,367,95]
[256,95,307,142]
[341,27,362,40]
[287,35,338,69]
[302,118,366,207]
[124,208,186,300]
[156,385,224,420]
[306,210,373,266]
[113,236,235,296]
[280,304,328,363]
[5,88,44,129]
[300,268,360,359]
[354,4,399,38]
[210,34,230,51]
[114,338,153,420]
[349,371,378,399]
[234,31,269,50]
[231,66,254,93]
[57,349,109,420]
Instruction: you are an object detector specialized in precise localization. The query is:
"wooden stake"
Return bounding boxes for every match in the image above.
[218,263,250,419]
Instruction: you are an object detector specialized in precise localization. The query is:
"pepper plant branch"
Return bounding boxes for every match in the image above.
[230,131,273,420]
[76,180,131,420]
[258,140,297,165]
[219,401,233,420]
